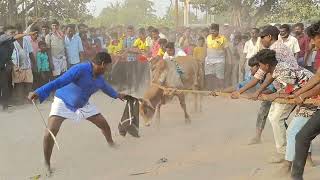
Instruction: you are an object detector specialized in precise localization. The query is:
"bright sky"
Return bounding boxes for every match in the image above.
[89,0,172,17]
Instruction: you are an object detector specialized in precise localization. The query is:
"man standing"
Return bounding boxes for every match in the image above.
[0,26,34,110]
[242,28,261,81]
[45,20,67,78]
[11,25,36,104]
[123,25,138,92]
[205,23,231,90]
[294,23,312,69]
[64,24,84,67]
[279,24,300,60]
[28,52,126,177]
[149,28,161,58]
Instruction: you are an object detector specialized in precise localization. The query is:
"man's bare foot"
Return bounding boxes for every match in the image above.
[44,164,53,177]
[276,161,292,177]
[306,155,316,167]
[248,137,261,145]
[268,153,285,163]
[145,122,151,127]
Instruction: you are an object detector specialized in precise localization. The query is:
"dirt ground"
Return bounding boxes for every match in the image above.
[1,92,319,180]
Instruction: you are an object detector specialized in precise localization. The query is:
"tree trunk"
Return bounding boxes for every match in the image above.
[8,0,17,24]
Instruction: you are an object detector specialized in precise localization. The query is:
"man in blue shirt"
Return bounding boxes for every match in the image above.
[28,52,126,176]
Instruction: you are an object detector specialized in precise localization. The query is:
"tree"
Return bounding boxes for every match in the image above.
[0,0,92,26]
[260,0,320,24]
[187,0,320,28]
[92,0,158,27]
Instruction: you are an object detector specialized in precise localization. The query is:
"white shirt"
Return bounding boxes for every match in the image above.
[278,35,300,54]
[64,34,84,65]
[163,48,187,61]
[11,36,33,69]
[243,38,261,59]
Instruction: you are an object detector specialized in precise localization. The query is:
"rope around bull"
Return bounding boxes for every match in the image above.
[151,83,320,106]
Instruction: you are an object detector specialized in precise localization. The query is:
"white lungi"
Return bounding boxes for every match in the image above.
[52,56,67,77]
[50,97,99,122]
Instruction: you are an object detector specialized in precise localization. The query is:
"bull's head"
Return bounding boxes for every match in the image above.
[139,99,156,125]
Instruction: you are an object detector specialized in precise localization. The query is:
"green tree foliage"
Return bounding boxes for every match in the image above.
[261,0,320,24]
[0,0,92,25]
[92,0,158,27]
[187,0,320,28]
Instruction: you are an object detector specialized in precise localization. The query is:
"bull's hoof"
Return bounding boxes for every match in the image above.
[144,122,151,127]
[185,118,191,124]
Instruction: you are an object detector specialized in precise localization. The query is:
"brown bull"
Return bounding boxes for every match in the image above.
[140,56,203,126]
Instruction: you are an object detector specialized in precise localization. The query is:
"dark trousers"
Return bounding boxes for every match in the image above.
[291,110,320,180]
[125,61,138,92]
[256,101,272,130]
[0,70,9,108]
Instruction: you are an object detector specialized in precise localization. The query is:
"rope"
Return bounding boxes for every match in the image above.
[150,83,320,106]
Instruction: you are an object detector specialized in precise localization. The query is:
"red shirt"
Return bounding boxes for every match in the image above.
[297,34,310,58]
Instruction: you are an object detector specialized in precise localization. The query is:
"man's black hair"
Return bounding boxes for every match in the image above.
[248,56,259,67]
[252,28,260,33]
[210,23,219,31]
[280,24,291,32]
[41,24,50,29]
[51,19,60,26]
[138,27,146,34]
[165,42,175,49]
[147,26,154,32]
[306,21,320,39]
[151,28,159,34]
[294,23,304,29]
[159,38,168,45]
[260,25,280,40]
[255,49,278,66]
[66,24,76,30]
[38,41,46,47]
[93,52,112,65]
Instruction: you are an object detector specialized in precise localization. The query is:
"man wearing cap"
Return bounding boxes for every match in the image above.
[232,25,303,163]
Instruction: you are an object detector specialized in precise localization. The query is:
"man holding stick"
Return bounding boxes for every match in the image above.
[28,52,126,176]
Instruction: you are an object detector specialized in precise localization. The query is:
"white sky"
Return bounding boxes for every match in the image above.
[88,0,172,17]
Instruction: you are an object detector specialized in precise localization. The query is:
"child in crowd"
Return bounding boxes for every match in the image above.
[193,37,206,63]
[36,41,51,87]
[193,37,207,89]
[216,56,276,145]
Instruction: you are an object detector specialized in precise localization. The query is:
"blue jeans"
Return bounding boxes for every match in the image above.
[285,116,311,161]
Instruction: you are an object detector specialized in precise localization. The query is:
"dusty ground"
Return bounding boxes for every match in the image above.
[1,92,319,180]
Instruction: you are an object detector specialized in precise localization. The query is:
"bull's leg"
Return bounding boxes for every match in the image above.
[194,93,199,113]
[178,94,191,124]
[155,103,161,127]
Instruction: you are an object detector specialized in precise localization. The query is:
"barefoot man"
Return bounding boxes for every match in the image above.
[28,52,126,176]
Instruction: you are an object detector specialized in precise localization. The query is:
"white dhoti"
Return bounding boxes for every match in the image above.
[50,97,99,122]
[52,56,67,77]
